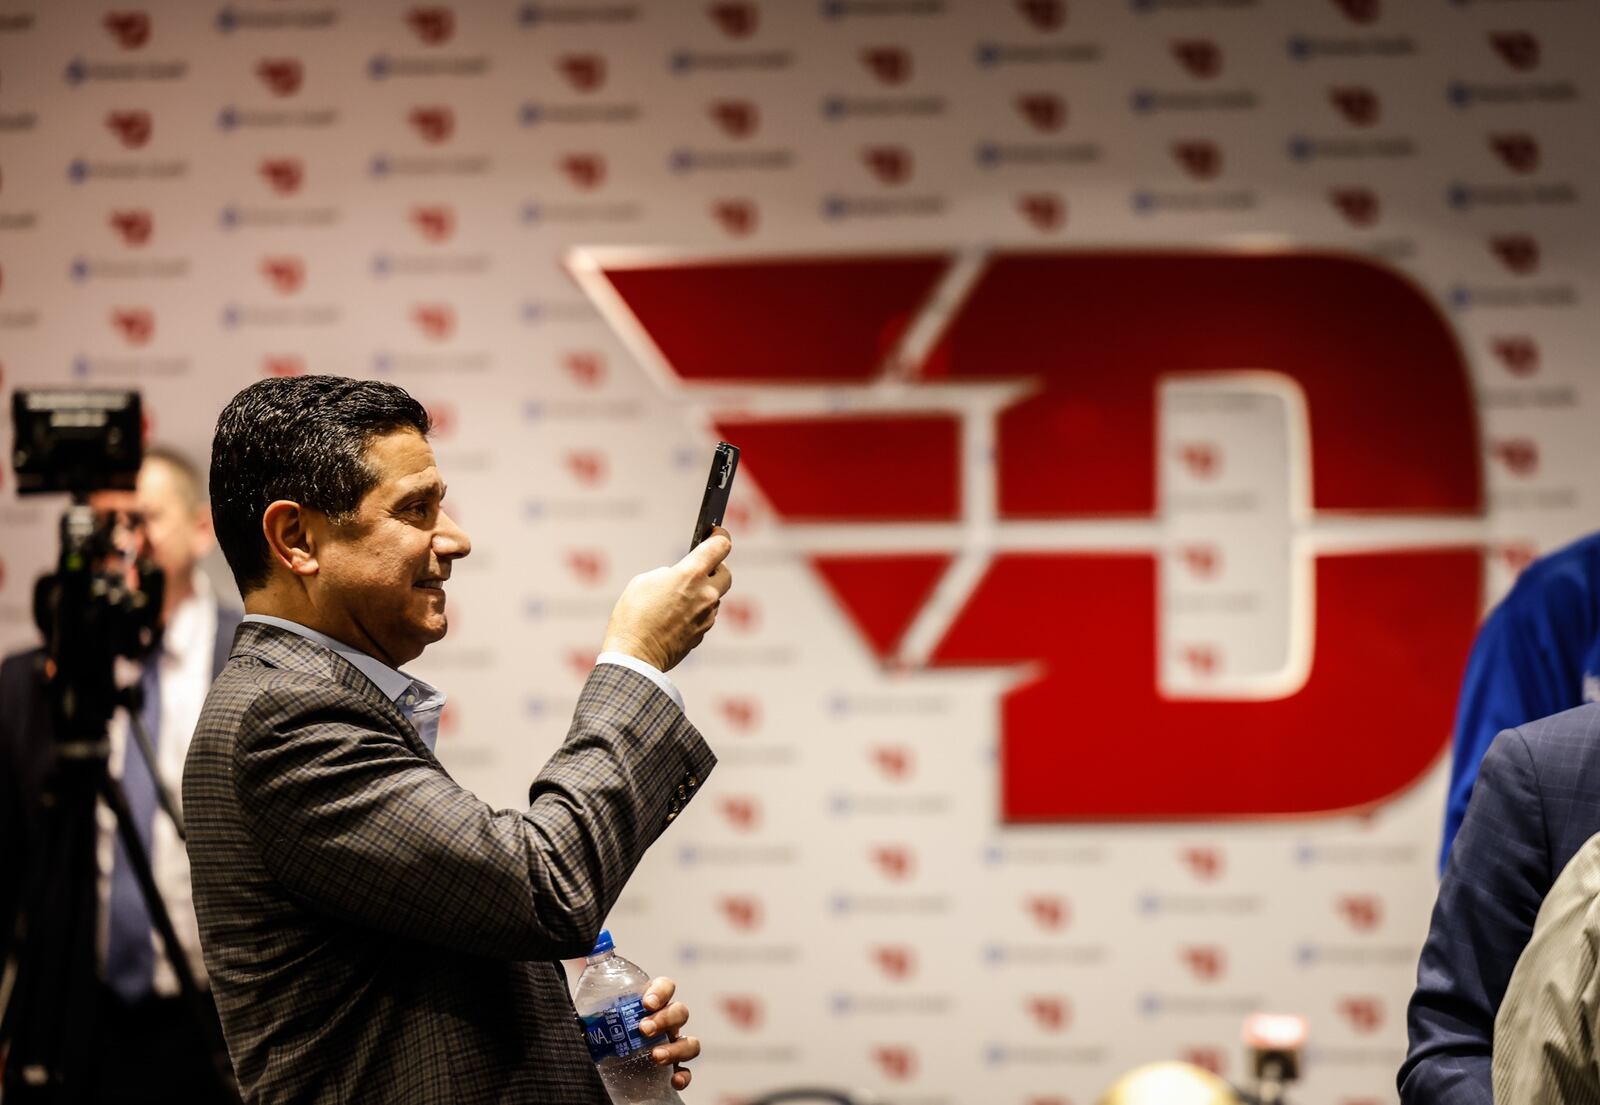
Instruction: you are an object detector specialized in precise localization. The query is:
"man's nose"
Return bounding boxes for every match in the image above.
[435,509,471,559]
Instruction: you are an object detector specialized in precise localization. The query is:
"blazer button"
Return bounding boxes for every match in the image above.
[687,775,698,788]
[665,811,678,823]
[677,784,688,800]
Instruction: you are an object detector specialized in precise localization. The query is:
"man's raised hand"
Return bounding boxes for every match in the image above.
[600,527,733,672]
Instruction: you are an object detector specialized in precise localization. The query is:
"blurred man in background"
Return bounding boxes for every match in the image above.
[1,446,242,1104]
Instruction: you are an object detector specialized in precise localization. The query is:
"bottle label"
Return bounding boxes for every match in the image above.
[581,995,668,1064]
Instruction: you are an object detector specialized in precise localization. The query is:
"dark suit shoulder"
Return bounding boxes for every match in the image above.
[1513,700,1600,751]
[1493,703,1600,889]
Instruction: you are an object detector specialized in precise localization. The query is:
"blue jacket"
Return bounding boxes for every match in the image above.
[1440,532,1600,870]
[1402,702,1600,1104]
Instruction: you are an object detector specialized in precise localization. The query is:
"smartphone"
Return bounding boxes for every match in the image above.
[690,442,740,551]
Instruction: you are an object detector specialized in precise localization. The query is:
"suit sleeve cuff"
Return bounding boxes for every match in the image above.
[596,651,684,713]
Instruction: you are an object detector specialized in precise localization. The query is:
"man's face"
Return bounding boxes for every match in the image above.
[90,457,212,601]
[309,429,471,668]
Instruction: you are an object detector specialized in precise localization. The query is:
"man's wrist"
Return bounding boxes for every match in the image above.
[596,650,684,712]
[600,633,668,673]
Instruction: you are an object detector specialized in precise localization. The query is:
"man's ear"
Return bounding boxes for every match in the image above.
[261,500,319,579]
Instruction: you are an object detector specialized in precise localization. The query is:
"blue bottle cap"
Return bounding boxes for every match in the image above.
[590,929,614,955]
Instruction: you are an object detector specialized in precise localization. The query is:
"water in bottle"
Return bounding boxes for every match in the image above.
[574,930,682,1105]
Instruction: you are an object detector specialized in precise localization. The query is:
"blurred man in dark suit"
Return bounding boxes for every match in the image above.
[1,447,242,1105]
[184,376,727,1102]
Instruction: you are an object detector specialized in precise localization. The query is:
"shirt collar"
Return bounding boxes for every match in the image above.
[162,573,216,661]
[241,613,416,702]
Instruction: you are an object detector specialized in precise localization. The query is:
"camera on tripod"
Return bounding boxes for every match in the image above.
[0,388,236,1104]
[12,388,164,668]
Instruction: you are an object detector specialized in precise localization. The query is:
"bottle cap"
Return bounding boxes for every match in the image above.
[590,929,614,956]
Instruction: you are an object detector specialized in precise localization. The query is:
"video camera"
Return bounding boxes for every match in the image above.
[10,388,163,662]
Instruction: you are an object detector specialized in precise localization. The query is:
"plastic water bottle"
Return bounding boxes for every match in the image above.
[574,930,682,1105]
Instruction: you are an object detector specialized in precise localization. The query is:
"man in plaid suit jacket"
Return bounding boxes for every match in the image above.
[184,377,730,1103]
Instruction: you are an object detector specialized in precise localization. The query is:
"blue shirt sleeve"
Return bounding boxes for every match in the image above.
[1440,541,1600,871]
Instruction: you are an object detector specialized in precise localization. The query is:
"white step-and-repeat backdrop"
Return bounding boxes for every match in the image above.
[1,2,1597,1103]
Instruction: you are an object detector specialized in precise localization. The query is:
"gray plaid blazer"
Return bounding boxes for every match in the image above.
[183,621,714,1104]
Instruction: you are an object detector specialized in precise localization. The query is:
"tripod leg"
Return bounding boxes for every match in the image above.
[0,761,103,1105]
[98,773,238,1100]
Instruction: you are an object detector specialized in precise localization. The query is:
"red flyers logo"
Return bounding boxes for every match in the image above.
[111,308,155,346]
[109,209,152,247]
[1171,40,1221,79]
[717,695,761,733]
[1490,438,1538,478]
[564,549,607,585]
[1337,894,1383,932]
[573,248,1483,821]
[1489,133,1539,174]
[410,205,455,243]
[1017,193,1064,232]
[712,199,757,237]
[1026,894,1070,931]
[106,110,152,150]
[1182,945,1226,982]
[1490,235,1539,276]
[104,11,151,49]
[409,106,455,144]
[262,354,305,377]
[407,6,455,45]
[718,795,761,832]
[1339,997,1384,1034]
[562,154,606,191]
[1181,846,1224,882]
[259,157,304,196]
[1489,30,1539,70]
[1491,335,1538,377]
[870,744,914,781]
[1171,140,1221,180]
[559,54,605,93]
[1015,93,1066,133]
[1329,86,1380,127]
[708,2,758,38]
[863,146,912,186]
[870,845,915,881]
[260,256,305,295]
[861,46,911,85]
[411,303,456,341]
[719,995,763,1030]
[1027,995,1071,1032]
[256,58,303,97]
[1330,0,1378,23]
[872,1045,917,1081]
[1016,0,1065,31]
[710,100,759,139]
[563,350,607,388]
[1329,187,1379,228]
[873,945,916,980]
[565,451,608,487]
[718,895,763,931]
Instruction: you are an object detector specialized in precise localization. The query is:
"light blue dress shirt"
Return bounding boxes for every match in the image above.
[241,614,683,752]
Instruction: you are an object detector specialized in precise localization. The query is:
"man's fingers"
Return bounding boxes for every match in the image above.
[651,1034,701,1066]
[642,977,676,1011]
[640,1000,689,1039]
[672,1069,693,1090]
[711,562,733,597]
[681,528,732,576]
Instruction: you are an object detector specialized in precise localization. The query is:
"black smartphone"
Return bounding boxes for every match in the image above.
[690,442,740,551]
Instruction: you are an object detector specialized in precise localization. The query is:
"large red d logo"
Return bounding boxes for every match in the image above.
[577,250,1482,821]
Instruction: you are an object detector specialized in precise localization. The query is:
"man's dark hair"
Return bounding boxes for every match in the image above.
[210,376,430,594]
